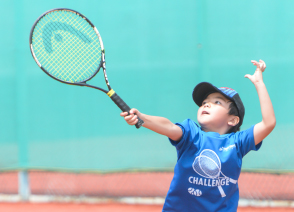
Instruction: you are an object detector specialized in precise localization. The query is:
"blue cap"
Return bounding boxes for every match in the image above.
[192,82,245,127]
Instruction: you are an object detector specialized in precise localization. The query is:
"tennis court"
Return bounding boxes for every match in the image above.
[1,171,294,211]
[1,0,294,211]
[1,203,294,212]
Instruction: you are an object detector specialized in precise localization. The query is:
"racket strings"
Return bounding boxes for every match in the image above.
[49,12,100,81]
[31,10,102,83]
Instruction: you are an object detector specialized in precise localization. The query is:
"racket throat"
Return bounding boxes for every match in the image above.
[75,82,108,93]
[107,89,115,97]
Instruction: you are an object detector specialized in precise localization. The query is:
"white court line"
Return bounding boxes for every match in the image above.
[0,195,294,207]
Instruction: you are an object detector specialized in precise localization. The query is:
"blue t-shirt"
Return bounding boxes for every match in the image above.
[162,119,262,212]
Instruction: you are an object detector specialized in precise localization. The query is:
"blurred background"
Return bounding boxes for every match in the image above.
[0,0,294,210]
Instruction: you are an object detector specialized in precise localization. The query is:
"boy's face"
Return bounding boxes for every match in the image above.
[197,92,238,134]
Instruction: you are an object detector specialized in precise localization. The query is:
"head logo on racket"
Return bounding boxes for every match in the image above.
[42,22,92,53]
[192,149,237,197]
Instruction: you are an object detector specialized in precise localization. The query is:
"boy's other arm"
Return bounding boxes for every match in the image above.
[245,60,276,145]
[120,109,183,141]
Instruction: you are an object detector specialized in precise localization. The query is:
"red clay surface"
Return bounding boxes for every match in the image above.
[0,171,293,200]
[0,203,294,212]
[1,171,294,212]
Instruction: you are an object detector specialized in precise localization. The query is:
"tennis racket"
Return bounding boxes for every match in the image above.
[29,8,144,129]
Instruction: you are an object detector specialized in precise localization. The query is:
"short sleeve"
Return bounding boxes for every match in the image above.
[168,119,200,159]
[235,124,262,158]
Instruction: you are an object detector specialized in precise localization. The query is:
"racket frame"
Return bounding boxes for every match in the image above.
[29,8,107,93]
[29,8,144,128]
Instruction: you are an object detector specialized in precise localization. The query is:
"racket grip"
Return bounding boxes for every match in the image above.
[109,92,144,129]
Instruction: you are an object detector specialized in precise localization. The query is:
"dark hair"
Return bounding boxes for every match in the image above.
[226,102,241,134]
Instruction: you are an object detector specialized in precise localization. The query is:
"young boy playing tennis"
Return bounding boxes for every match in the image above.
[121,60,275,212]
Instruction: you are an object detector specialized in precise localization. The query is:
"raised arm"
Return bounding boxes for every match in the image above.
[245,60,276,145]
[120,109,183,141]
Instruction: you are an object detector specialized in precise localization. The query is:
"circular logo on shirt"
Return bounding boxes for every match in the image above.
[188,188,202,196]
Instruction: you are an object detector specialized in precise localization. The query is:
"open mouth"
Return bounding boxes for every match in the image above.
[202,111,210,115]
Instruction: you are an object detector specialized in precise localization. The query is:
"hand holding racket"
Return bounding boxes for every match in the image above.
[121,108,143,126]
[29,8,144,129]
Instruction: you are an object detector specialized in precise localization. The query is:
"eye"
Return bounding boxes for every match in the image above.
[215,101,221,105]
[202,101,206,106]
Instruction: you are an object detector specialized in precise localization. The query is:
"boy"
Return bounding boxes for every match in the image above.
[120,60,275,212]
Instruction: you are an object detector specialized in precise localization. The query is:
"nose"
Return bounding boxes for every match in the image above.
[204,102,210,108]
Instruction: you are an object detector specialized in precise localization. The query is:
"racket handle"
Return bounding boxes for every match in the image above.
[109,92,144,129]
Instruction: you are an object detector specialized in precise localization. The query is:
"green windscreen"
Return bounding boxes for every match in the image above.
[0,0,293,173]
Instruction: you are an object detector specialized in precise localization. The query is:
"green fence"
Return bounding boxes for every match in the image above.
[0,0,293,173]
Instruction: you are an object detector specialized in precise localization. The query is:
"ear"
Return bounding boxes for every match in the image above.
[228,116,240,127]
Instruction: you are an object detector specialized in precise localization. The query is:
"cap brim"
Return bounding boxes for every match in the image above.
[192,82,222,107]
[192,82,236,107]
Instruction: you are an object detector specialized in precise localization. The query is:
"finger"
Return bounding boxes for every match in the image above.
[124,114,135,121]
[244,74,252,79]
[251,61,259,66]
[120,112,128,117]
[128,115,138,123]
[251,60,258,64]
[129,118,139,126]
[260,60,266,68]
[259,60,265,65]
[129,108,138,115]
[259,63,266,72]
[127,115,138,125]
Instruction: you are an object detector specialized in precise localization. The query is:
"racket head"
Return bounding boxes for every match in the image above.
[29,8,104,84]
